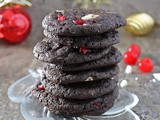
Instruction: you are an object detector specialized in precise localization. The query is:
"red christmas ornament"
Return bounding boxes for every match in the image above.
[127,44,141,57]
[123,51,139,65]
[0,7,31,43]
[73,19,86,25]
[138,58,154,73]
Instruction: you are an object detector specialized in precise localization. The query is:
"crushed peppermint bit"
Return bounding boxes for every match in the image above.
[56,10,64,13]
[152,79,157,82]
[81,14,99,20]
[79,47,90,54]
[135,77,139,81]
[73,19,86,25]
[153,73,160,81]
[92,101,102,109]
[125,65,132,74]
[150,79,157,83]
[119,79,128,88]
[85,77,94,81]
[57,15,65,21]
[38,84,45,90]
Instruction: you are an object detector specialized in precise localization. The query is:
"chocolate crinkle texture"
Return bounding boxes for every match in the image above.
[42,9,126,36]
[32,9,126,117]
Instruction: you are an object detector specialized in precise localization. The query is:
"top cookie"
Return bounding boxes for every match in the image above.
[42,9,126,36]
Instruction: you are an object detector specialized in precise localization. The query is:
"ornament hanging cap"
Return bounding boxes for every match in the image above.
[0,0,32,7]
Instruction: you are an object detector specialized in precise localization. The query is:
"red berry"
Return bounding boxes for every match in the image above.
[123,51,138,65]
[127,44,141,57]
[138,58,154,73]
[73,19,86,25]
[38,85,45,90]
[57,15,65,21]
[79,47,90,54]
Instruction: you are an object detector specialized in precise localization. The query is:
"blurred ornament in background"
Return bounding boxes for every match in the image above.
[125,13,156,36]
[70,0,112,9]
[0,0,32,8]
[0,0,32,44]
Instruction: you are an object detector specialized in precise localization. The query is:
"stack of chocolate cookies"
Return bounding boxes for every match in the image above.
[33,9,126,117]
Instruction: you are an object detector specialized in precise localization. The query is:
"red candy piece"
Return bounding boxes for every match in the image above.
[0,8,31,43]
[38,85,45,90]
[138,58,154,73]
[92,101,102,109]
[79,47,90,54]
[73,19,86,25]
[123,51,138,65]
[57,15,65,21]
[127,44,141,57]
[31,89,35,94]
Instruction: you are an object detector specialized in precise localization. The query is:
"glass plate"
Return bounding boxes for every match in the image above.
[8,69,140,120]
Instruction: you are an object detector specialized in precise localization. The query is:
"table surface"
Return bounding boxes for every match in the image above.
[0,0,160,120]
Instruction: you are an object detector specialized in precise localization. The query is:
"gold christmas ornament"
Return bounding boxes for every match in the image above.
[0,0,32,7]
[125,13,156,36]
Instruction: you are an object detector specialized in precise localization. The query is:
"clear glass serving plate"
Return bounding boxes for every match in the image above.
[8,69,140,120]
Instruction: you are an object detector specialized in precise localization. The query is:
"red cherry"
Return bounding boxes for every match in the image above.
[73,19,86,25]
[123,51,138,65]
[138,58,154,73]
[79,47,90,54]
[38,85,45,90]
[57,15,65,21]
[127,44,141,57]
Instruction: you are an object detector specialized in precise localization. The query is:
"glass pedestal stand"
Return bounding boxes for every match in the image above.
[8,69,140,120]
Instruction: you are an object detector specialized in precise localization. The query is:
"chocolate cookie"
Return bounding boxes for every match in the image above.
[41,75,118,99]
[50,102,114,117]
[42,64,119,84]
[43,30,120,48]
[60,47,122,72]
[32,87,118,116]
[33,41,111,64]
[42,9,126,36]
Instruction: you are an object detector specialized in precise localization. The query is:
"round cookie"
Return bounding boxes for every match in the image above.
[43,30,120,48]
[49,102,114,117]
[42,9,126,36]
[61,47,122,72]
[42,64,119,84]
[41,76,118,99]
[33,40,111,64]
[32,87,118,115]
